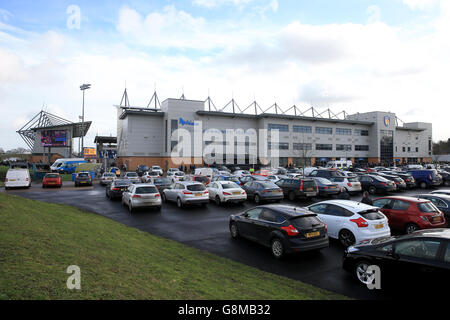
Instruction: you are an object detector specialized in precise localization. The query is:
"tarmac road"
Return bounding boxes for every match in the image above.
[4,181,446,299]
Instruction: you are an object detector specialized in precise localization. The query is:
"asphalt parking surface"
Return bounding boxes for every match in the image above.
[4,181,447,299]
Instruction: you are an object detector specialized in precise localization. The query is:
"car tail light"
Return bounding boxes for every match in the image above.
[26,178,29,181]
[281,224,299,236]
[242,191,246,194]
[395,181,399,185]
[381,182,387,186]
[133,195,141,198]
[324,223,328,232]
[155,193,160,197]
[405,178,410,182]
[204,190,209,194]
[324,186,328,190]
[5,178,8,182]
[113,188,120,191]
[347,182,352,187]
[299,180,304,191]
[350,217,369,228]
[223,192,232,195]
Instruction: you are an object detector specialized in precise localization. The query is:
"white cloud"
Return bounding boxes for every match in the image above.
[192,0,253,8]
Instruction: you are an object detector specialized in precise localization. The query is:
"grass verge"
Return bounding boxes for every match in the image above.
[0,193,347,300]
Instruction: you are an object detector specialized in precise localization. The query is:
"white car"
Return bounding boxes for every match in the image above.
[328,175,362,194]
[233,170,251,177]
[123,172,140,184]
[218,170,231,176]
[151,166,163,176]
[171,171,186,182]
[207,181,247,205]
[162,181,209,208]
[122,184,162,212]
[100,172,116,185]
[430,189,450,196]
[141,171,161,183]
[307,200,391,247]
[5,168,31,189]
[286,173,303,179]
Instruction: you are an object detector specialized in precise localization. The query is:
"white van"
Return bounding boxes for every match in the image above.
[326,160,352,169]
[194,167,214,178]
[50,158,85,172]
[5,169,31,189]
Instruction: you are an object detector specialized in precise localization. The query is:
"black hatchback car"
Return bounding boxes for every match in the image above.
[343,229,450,289]
[229,205,329,258]
[106,179,132,199]
[358,174,396,195]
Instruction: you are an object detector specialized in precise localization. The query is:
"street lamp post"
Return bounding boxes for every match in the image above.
[80,83,91,156]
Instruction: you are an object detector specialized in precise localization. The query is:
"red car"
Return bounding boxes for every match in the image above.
[253,169,272,177]
[192,175,210,185]
[373,196,447,234]
[42,173,62,188]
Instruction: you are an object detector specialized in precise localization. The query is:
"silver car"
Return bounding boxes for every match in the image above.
[123,171,140,184]
[122,183,162,212]
[100,172,116,186]
[162,181,209,208]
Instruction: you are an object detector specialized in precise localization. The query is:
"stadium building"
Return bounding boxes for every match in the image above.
[115,90,433,171]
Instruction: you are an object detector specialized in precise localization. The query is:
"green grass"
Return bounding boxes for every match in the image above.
[0,193,347,300]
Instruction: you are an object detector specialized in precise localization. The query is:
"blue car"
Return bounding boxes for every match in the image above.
[405,169,442,189]
[212,175,243,186]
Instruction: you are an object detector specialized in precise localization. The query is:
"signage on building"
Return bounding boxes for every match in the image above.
[83,147,96,159]
[384,116,390,127]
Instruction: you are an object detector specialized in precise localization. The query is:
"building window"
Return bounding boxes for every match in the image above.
[355,145,369,151]
[316,144,333,151]
[293,143,312,151]
[416,147,419,152]
[402,147,406,152]
[268,142,289,150]
[408,147,411,152]
[293,125,312,133]
[336,144,352,151]
[171,119,178,134]
[354,129,369,136]
[336,128,352,135]
[268,124,289,132]
[315,127,333,135]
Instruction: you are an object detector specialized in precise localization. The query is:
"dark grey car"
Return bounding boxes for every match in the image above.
[74,172,92,187]
[242,181,284,204]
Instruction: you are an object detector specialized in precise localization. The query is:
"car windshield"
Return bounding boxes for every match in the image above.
[417,202,439,213]
[114,180,132,187]
[291,215,323,229]
[152,166,161,170]
[154,178,172,184]
[348,177,359,182]
[148,171,159,175]
[78,173,89,177]
[222,183,239,189]
[139,166,149,171]
[136,186,158,194]
[175,172,185,176]
[315,178,332,185]
[259,182,279,189]
[187,184,206,191]
[104,173,115,177]
[126,172,138,177]
[45,174,59,178]
[225,176,239,182]
[358,209,385,220]
[373,175,389,182]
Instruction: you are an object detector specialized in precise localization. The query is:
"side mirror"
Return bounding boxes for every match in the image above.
[386,250,399,260]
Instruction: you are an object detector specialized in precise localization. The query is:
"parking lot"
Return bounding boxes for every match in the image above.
[5,180,447,299]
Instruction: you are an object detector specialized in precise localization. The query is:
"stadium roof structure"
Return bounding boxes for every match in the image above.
[17,110,91,149]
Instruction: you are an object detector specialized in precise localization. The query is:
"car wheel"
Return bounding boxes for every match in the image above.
[368,186,376,195]
[254,194,261,204]
[339,229,356,247]
[354,260,375,286]
[288,191,296,201]
[177,197,183,208]
[230,222,240,239]
[215,195,222,205]
[405,223,419,234]
[445,180,450,187]
[420,181,427,189]
[271,238,285,259]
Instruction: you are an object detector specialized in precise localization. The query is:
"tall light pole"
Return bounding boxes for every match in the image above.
[80,83,91,156]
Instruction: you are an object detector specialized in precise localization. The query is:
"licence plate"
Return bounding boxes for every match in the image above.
[195,193,202,197]
[233,192,241,195]
[306,188,313,191]
[432,217,441,223]
[9,179,16,182]
[306,231,320,238]
[306,192,315,196]
[374,224,384,229]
